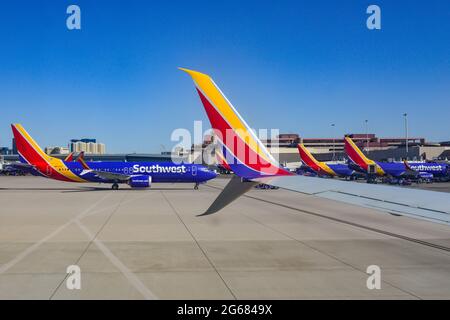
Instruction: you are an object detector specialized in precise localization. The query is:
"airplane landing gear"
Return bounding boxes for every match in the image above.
[194,183,199,190]
[112,183,119,190]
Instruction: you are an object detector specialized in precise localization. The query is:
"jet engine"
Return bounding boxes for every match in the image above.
[128,175,152,188]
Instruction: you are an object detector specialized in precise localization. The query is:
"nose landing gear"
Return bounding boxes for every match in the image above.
[194,182,199,190]
[112,183,119,190]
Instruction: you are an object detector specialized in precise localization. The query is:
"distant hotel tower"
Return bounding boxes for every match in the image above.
[12,138,17,154]
[70,138,106,154]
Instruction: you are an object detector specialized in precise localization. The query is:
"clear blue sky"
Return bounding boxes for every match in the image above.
[0,0,449,153]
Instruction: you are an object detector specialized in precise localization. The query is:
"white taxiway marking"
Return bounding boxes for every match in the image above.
[0,191,157,299]
[74,220,157,300]
[0,193,111,275]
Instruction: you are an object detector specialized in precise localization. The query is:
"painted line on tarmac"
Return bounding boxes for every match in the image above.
[0,193,111,275]
[74,220,158,300]
[1,191,157,299]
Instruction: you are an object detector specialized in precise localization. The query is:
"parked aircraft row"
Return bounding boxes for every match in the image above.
[297,138,449,183]
[179,68,450,225]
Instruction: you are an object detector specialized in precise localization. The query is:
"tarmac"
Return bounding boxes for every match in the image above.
[0,175,449,299]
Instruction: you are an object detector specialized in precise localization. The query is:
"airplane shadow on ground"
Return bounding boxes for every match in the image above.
[0,187,89,191]
[0,187,196,193]
[61,187,196,193]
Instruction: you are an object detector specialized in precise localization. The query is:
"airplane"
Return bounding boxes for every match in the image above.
[297,143,362,180]
[0,160,28,176]
[11,124,217,190]
[180,68,450,225]
[0,157,36,176]
[344,136,449,181]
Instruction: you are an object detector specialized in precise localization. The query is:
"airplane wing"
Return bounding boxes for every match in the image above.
[76,151,130,182]
[180,68,450,226]
[81,170,130,182]
[253,175,450,226]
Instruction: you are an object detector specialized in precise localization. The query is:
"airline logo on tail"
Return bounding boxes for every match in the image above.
[297,143,336,176]
[11,124,86,182]
[180,68,292,178]
[344,137,384,175]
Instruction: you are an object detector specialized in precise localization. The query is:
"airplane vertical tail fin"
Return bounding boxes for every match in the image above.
[344,137,373,170]
[10,124,86,182]
[11,124,52,165]
[297,143,335,176]
[298,143,321,168]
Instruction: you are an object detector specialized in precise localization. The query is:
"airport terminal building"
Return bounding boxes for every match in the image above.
[2,132,449,168]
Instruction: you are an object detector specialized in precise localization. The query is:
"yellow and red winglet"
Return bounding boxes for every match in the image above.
[76,151,91,170]
[180,68,292,179]
[215,145,232,171]
[64,152,74,162]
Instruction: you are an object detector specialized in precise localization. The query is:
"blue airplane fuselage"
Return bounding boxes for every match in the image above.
[327,163,356,177]
[376,161,449,178]
[19,155,217,185]
[71,161,217,183]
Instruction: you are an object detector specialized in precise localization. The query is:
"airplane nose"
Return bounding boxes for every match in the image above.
[207,170,218,180]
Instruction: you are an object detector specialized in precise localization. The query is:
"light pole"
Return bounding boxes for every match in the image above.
[403,113,408,159]
[365,119,369,153]
[331,124,335,161]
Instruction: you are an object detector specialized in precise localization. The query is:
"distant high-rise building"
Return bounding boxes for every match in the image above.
[87,142,96,153]
[71,141,86,153]
[69,138,105,154]
[96,143,106,154]
[12,138,17,154]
